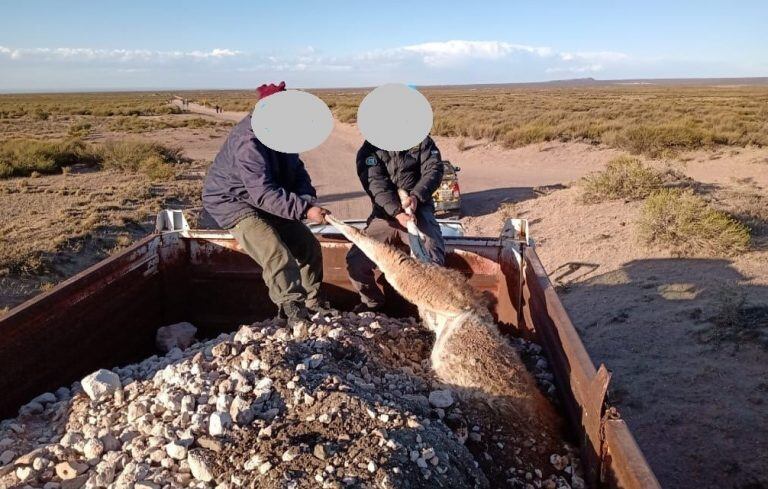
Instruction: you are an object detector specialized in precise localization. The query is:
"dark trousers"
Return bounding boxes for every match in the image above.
[346,205,445,307]
[230,214,323,313]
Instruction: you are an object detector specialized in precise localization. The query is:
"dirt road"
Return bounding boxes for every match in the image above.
[173,98,617,222]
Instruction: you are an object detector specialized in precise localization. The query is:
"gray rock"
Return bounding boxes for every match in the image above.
[0,449,15,465]
[156,322,197,353]
[428,389,454,409]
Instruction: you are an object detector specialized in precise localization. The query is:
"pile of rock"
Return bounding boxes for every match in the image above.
[0,312,584,488]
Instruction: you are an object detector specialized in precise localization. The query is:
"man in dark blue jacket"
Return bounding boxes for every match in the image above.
[202,83,329,324]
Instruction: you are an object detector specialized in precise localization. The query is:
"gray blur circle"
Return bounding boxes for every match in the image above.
[251,90,333,153]
[357,84,433,151]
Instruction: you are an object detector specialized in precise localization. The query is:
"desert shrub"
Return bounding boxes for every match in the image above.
[97,140,183,180]
[333,105,358,123]
[68,121,92,138]
[638,188,750,256]
[580,155,664,203]
[502,123,556,148]
[31,108,50,121]
[108,116,219,133]
[108,116,158,133]
[610,123,715,158]
[0,139,98,178]
[138,154,176,180]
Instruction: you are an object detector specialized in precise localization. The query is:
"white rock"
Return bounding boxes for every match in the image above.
[428,389,454,408]
[209,412,232,436]
[16,465,34,482]
[243,454,263,471]
[282,446,300,462]
[258,461,272,474]
[166,441,188,460]
[156,322,197,353]
[81,369,121,402]
[83,438,104,459]
[188,450,214,482]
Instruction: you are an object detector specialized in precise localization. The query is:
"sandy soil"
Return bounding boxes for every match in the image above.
[2,100,766,488]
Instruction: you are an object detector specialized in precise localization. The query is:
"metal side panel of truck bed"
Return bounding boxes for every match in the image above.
[0,216,660,488]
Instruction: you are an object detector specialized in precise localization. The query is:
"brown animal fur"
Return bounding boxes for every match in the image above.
[327,215,562,448]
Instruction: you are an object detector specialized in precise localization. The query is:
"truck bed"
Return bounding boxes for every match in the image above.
[0,219,659,488]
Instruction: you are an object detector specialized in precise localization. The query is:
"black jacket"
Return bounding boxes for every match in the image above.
[355,136,443,218]
[202,115,315,229]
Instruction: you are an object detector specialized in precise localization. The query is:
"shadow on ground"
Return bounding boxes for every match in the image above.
[460,185,567,217]
[559,257,768,489]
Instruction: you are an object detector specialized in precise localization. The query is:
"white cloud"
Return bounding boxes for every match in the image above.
[0,41,633,89]
[0,47,241,62]
[355,40,555,68]
[559,51,628,62]
[402,40,553,66]
[546,64,605,74]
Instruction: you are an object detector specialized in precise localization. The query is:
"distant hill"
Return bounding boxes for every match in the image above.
[420,77,768,90]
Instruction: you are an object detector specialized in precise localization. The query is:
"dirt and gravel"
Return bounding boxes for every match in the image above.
[0,311,582,489]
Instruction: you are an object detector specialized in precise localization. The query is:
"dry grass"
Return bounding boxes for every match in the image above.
[638,189,751,256]
[0,139,98,178]
[0,92,178,118]
[580,155,665,203]
[107,116,225,133]
[0,139,184,180]
[179,85,768,157]
[97,140,185,180]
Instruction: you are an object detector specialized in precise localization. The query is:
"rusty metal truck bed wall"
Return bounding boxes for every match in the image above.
[522,246,660,489]
[0,235,165,419]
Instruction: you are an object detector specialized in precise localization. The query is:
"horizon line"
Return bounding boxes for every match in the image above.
[1,75,767,95]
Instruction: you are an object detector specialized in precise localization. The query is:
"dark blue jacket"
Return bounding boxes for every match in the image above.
[203,115,315,229]
[355,136,443,218]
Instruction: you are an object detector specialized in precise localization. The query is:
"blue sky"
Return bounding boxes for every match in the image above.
[1,0,766,91]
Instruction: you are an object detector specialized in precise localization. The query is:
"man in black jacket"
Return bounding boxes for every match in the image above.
[347,136,445,312]
[202,82,330,324]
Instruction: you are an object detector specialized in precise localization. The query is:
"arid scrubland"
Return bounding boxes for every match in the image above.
[0,92,232,310]
[184,85,768,158]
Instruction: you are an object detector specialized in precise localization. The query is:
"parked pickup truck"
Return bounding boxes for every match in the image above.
[0,210,659,489]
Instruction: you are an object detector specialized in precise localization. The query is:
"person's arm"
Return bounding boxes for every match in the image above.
[293,157,317,198]
[410,137,444,204]
[234,139,310,220]
[360,151,402,217]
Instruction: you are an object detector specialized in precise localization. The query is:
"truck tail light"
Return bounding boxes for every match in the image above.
[451,182,461,199]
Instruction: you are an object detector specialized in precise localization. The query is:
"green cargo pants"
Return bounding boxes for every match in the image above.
[230,214,323,315]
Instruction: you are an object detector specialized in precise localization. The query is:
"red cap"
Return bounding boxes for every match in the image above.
[256,81,286,100]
